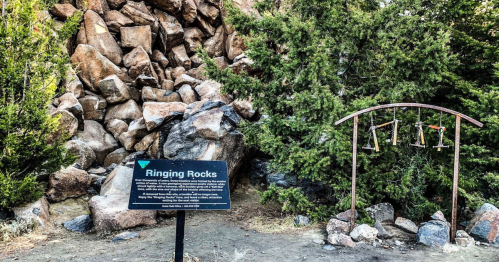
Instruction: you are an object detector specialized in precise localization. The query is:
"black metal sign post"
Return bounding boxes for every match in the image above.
[128,159,231,262]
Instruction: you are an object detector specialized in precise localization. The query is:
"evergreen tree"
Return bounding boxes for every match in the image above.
[203,0,499,220]
[0,0,81,209]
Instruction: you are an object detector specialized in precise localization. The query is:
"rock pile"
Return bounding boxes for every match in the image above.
[38,0,263,231]
[48,0,258,177]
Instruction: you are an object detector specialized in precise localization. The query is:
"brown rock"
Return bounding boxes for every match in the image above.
[178,84,197,104]
[328,233,356,247]
[195,14,215,36]
[61,68,84,98]
[197,0,219,23]
[186,65,207,81]
[104,148,130,167]
[221,8,235,35]
[76,0,109,15]
[118,132,141,150]
[230,56,256,75]
[135,74,159,88]
[142,86,182,102]
[64,140,96,170]
[107,0,127,9]
[145,0,182,15]
[76,26,87,45]
[190,54,203,68]
[127,117,149,138]
[99,75,131,104]
[195,80,232,103]
[151,50,169,68]
[76,120,120,164]
[51,4,78,20]
[226,32,245,60]
[89,194,157,231]
[134,132,159,151]
[106,119,129,139]
[123,46,157,80]
[214,56,229,69]
[46,167,92,202]
[182,0,197,24]
[152,63,166,83]
[161,80,175,91]
[120,1,159,43]
[203,25,224,57]
[13,197,51,228]
[79,94,107,121]
[48,110,78,143]
[157,12,184,54]
[147,136,160,159]
[84,10,123,66]
[71,44,128,92]
[104,10,134,33]
[120,26,152,54]
[174,74,202,89]
[326,218,351,235]
[171,67,187,80]
[184,28,204,55]
[105,99,143,124]
[142,102,188,130]
[164,67,173,80]
[54,93,83,129]
[231,99,255,119]
[169,45,191,70]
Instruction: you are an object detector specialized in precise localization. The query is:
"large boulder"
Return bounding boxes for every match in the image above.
[123,46,158,80]
[142,102,188,131]
[84,10,123,66]
[79,93,107,121]
[169,45,191,70]
[156,10,184,53]
[182,0,197,23]
[203,26,225,57]
[152,50,169,68]
[106,119,129,139]
[100,166,133,196]
[53,93,83,128]
[184,27,204,54]
[144,0,181,16]
[417,220,450,248]
[174,74,202,88]
[46,166,92,202]
[226,32,245,60]
[231,99,255,119]
[142,87,182,102]
[105,99,143,124]
[178,84,197,104]
[466,203,499,245]
[135,132,158,151]
[120,1,159,44]
[195,14,215,36]
[99,75,131,104]
[197,0,219,23]
[89,195,157,231]
[350,224,378,243]
[104,10,133,33]
[163,102,245,188]
[51,4,78,20]
[48,110,78,143]
[76,120,120,164]
[326,218,350,235]
[64,140,96,170]
[104,148,131,167]
[395,217,418,234]
[365,203,395,223]
[61,68,84,99]
[13,197,51,228]
[195,80,232,104]
[120,26,153,54]
[71,44,128,92]
[328,233,356,248]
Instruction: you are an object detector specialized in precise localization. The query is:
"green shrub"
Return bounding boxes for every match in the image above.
[0,172,44,211]
[203,0,499,221]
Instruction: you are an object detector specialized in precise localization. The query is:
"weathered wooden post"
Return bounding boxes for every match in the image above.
[351,116,358,231]
[451,115,461,242]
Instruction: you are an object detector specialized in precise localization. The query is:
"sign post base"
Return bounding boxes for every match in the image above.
[175,210,186,262]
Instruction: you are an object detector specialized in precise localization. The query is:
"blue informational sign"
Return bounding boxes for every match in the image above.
[128,159,231,210]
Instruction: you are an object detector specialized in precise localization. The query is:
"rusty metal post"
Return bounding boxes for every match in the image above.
[351,116,358,231]
[451,115,461,242]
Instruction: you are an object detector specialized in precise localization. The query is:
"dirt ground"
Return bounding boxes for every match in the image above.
[1,185,498,262]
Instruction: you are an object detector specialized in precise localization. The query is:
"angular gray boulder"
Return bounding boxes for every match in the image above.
[76,120,120,164]
[416,220,450,248]
[163,101,245,188]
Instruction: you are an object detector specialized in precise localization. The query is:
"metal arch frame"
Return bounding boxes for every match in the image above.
[334,103,483,242]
